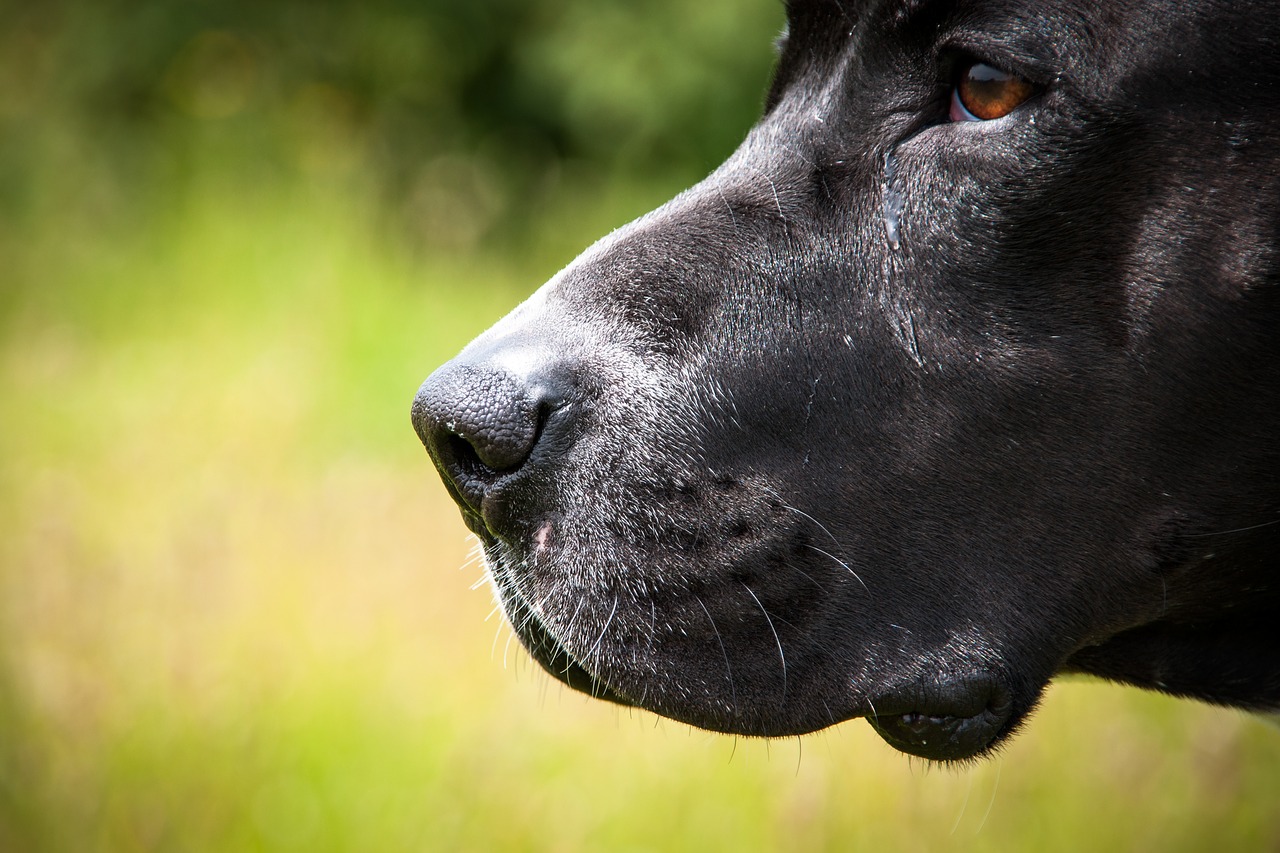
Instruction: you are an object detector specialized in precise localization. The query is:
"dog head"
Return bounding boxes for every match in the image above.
[412,0,1280,761]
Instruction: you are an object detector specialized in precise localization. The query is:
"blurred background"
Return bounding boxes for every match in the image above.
[1,0,1277,849]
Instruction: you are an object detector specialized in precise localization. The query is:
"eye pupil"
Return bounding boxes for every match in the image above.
[955,62,1035,121]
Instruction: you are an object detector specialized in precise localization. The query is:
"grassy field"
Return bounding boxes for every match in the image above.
[2,154,1278,853]
[2,7,1279,849]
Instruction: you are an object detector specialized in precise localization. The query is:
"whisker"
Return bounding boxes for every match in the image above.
[743,583,788,701]
[560,598,586,680]
[977,761,1002,834]
[696,595,738,714]
[649,599,659,654]
[806,544,870,594]
[502,626,517,670]
[783,561,830,595]
[586,597,620,676]
[951,770,973,835]
[491,620,505,661]
[771,495,869,595]
[569,597,620,701]
[782,502,839,545]
[1185,516,1280,537]
[820,698,837,728]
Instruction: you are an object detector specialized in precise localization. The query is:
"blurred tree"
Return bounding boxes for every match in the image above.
[0,0,784,253]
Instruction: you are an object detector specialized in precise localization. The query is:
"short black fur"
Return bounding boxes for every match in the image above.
[412,0,1280,760]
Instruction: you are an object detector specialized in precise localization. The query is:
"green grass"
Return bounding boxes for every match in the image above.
[2,141,1278,852]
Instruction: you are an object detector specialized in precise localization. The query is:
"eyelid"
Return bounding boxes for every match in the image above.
[939,40,1054,86]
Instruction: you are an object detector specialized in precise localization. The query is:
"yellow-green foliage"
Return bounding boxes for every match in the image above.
[1,2,1278,850]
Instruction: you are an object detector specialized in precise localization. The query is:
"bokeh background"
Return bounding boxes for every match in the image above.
[2,0,1278,849]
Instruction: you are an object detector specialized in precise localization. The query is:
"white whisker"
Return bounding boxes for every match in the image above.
[1186,516,1280,537]
[502,626,517,670]
[586,597,619,667]
[783,561,830,595]
[781,502,842,548]
[585,597,619,698]
[806,544,870,594]
[696,595,738,713]
[743,583,787,701]
[977,761,1002,834]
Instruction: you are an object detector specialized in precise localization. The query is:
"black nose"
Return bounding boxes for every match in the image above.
[411,356,571,528]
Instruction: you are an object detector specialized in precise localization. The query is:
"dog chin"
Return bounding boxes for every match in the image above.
[484,536,1021,762]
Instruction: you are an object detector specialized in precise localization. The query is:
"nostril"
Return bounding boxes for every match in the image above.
[446,433,488,479]
[411,358,575,512]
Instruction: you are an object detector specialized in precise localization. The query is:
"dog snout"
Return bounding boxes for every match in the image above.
[411,351,577,529]
[413,361,540,471]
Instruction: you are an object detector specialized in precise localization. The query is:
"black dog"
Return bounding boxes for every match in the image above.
[412,0,1280,761]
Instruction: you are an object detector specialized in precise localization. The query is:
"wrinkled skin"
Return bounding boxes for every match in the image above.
[412,0,1280,761]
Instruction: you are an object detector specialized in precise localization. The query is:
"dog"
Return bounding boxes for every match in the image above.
[411,0,1280,761]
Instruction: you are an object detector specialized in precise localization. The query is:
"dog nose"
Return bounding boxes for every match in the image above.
[411,356,571,519]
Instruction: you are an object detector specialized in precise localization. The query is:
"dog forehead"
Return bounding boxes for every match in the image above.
[782,0,1256,42]
[783,0,1058,25]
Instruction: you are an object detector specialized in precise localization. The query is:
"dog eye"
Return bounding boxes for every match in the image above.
[950,62,1035,122]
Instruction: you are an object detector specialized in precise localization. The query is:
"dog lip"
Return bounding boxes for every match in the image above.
[864,673,1015,761]
[436,464,534,541]
[478,538,634,707]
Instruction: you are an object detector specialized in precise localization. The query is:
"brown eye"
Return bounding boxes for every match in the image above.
[951,62,1036,122]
